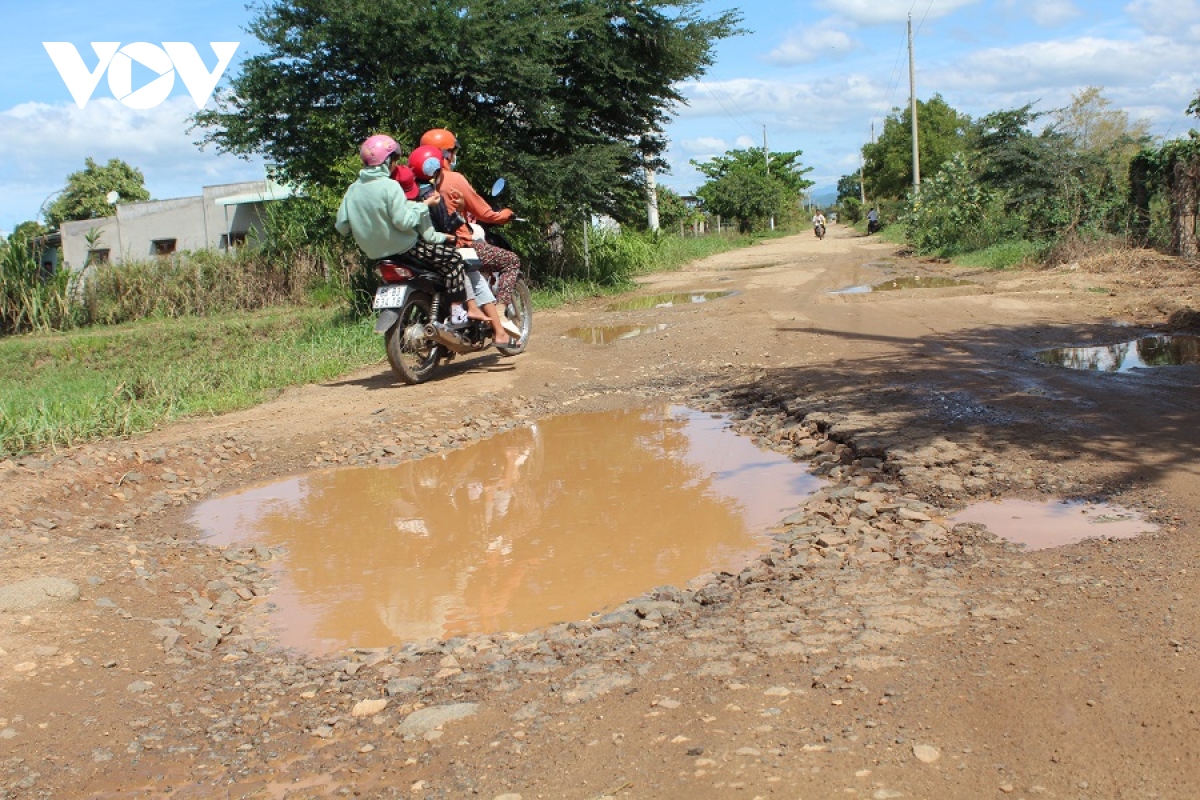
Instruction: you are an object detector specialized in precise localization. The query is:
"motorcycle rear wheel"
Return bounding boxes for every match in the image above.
[495,278,533,357]
[385,292,440,384]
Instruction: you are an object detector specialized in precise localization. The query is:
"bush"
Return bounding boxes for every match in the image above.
[902,153,993,255]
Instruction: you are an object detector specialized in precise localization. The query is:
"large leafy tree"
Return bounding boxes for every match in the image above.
[692,147,813,231]
[45,158,150,228]
[862,94,969,200]
[193,0,741,223]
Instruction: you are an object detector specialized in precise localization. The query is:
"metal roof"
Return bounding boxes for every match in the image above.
[214,181,298,207]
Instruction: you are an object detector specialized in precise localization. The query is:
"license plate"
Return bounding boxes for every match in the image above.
[373,284,408,309]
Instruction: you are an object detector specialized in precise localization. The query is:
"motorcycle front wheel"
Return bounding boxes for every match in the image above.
[385,292,440,384]
[495,278,533,357]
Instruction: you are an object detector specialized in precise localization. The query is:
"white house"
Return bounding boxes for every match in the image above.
[58,180,296,271]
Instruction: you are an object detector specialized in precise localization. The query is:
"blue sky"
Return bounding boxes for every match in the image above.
[2,0,1198,232]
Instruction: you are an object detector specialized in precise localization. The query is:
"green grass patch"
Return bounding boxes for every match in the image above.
[0,307,380,457]
[951,240,1045,270]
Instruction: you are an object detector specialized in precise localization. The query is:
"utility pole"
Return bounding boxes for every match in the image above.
[908,13,921,191]
[763,124,775,230]
[859,151,867,206]
[645,167,660,232]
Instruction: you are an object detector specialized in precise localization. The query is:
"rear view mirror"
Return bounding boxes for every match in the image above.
[490,177,506,197]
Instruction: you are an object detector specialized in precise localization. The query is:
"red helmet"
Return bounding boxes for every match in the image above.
[359,134,399,167]
[420,128,457,151]
[408,145,444,181]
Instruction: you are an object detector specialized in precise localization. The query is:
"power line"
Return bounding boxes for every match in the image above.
[692,76,762,143]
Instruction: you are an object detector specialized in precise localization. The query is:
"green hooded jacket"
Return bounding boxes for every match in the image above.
[335,165,450,259]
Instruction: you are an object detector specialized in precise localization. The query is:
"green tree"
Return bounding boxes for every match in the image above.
[654,185,701,231]
[836,173,861,204]
[692,148,812,232]
[45,158,150,228]
[193,0,741,224]
[862,95,970,200]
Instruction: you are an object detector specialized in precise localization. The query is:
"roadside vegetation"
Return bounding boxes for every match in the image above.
[0,215,779,457]
[836,87,1200,271]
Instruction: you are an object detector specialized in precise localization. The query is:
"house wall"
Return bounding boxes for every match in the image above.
[59,181,277,272]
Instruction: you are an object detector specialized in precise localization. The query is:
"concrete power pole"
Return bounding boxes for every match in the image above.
[645,167,660,232]
[908,13,921,191]
[764,125,775,230]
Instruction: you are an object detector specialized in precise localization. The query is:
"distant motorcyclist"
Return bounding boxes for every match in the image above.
[812,210,827,238]
[866,207,880,234]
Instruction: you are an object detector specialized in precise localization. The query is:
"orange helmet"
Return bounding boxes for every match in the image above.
[420,128,458,151]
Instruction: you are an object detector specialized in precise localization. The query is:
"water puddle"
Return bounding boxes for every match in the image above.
[606,291,736,311]
[564,323,667,344]
[949,499,1158,550]
[190,406,821,653]
[830,276,973,294]
[1036,335,1200,372]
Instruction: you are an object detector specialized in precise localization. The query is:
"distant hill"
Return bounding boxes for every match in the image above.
[810,188,839,207]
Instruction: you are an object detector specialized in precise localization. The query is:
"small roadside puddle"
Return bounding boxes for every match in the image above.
[606,291,736,311]
[565,323,667,344]
[190,406,821,653]
[1036,334,1200,372]
[949,499,1158,550]
[830,276,973,294]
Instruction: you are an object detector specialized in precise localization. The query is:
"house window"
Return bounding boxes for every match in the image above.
[152,239,177,256]
[221,231,247,249]
[88,249,110,263]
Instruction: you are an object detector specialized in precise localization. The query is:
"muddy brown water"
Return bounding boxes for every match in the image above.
[1036,334,1200,372]
[605,291,736,311]
[564,323,667,344]
[830,276,974,294]
[190,406,821,654]
[950,499,1158,550]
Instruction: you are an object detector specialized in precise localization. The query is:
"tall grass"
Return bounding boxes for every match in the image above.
[0,308,379,456]
[0,235,79,334]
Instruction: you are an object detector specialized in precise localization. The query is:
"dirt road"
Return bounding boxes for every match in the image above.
[1,225,1197,799]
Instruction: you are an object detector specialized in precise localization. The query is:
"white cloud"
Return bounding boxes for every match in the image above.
[677,75,889,134]
[0,97,265,227]
[941,36,1200,96]
[766,21,861,65]
[1124,0,1200,39]
[999,0,1082,26]
[816,0,981,26]
[678,137,729,154]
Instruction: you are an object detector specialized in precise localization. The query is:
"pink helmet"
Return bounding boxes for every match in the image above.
[359,134,400,167]
[408,145,444,181]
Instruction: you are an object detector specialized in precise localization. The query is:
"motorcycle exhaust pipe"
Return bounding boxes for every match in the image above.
[425,322,475,355]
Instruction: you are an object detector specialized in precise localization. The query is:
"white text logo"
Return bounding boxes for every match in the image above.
[43,42,239,109]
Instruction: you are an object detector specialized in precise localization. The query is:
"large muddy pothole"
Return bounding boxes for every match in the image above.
[564,323,667,344]
[950,499,1158,550]
[1036,334,1200,372]
[830,276,974,294]
[190,406,821,653]
[606,291,736,311]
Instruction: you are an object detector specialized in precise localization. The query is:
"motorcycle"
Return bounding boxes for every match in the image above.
[371,178,533,385]
[867,217,881,234]
[814,221,826,240]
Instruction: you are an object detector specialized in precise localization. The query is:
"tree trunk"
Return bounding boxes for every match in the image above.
[1169,155,1200,261]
